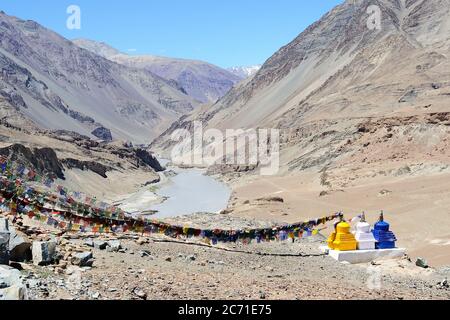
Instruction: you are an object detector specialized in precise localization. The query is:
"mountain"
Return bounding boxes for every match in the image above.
[152,0,450,177]
[0,11,199,144]
[227,65,261,79]
[73,39,243,104]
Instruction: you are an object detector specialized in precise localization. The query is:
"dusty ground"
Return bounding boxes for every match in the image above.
[2,206,449,301]
[226,171,450,267]
[22,234,450,300]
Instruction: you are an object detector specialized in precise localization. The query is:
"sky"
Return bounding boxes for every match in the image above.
[0,0,343,68]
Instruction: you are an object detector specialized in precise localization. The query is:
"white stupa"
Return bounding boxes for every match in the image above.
[354,213,376,250]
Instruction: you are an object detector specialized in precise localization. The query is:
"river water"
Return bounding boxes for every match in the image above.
[149,167,232,218]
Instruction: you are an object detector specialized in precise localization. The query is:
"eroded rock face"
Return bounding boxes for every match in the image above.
[134,148,164,172]
[0,143,65,179]
[62,158,111,178]
[91,126,113,142]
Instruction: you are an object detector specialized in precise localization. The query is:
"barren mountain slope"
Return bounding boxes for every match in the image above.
[0,12,199,144]
[152,0,450,177]
[73,39,242,104]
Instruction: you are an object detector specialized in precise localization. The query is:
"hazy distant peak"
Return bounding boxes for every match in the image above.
[73,38,242,104]
[227,65,261,78]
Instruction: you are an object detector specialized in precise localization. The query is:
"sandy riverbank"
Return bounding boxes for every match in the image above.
[226,171,450,267]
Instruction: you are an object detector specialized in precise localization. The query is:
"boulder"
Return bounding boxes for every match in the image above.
[8,226,31,262]
[71,252,94,267]
[106,240,121,252]
[83,239,94,248]
[139,250,151,257]
[0,265,27,300]
[0,231,10,265]
[32,240,57,266]
[93,240,108,250]
[132,288,147,300]
[416,257,429,269]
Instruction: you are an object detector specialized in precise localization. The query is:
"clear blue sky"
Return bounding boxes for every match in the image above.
[1,0,343,68]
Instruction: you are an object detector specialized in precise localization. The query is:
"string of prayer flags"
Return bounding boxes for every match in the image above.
[1,158,344,244]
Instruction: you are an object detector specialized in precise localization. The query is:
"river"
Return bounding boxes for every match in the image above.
[149,167,231,218]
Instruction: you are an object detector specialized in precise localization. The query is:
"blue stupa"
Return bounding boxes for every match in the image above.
[372,211,397,249]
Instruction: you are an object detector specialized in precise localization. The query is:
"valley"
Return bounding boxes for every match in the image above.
[0,0,449,301]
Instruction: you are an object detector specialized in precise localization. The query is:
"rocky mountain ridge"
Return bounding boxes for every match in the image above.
[0,11,200,144]
[73,38,243,104]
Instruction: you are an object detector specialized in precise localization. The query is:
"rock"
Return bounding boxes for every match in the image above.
[144,177,161,185]
[106,240,121,252]
[378,189,393,197]
[133,288,147,300]
[186,255,196,261]
[165,256,172,262]
[399,89,417,103]
[259,291,266,300]
[32,241,57,266]
[219,209,233,215]
[8,227,32,262]
[91,126,113,142]
[91,292,100,299]
[93,240,108,250]
[134,149,164,172]
[416,257,429,269]
[437,279,448,289]
[136,238,149,245]
[83,239,94,248]
[265,266,274,272]
[0,218,8,231]
[139,250,151,258]
[0,231,10,265]
[71,252,94,267]
[256,196,284,203]
[0,265,27,300]
[62,158,111,178]
[63,252,72,261]
[55,267,64,275]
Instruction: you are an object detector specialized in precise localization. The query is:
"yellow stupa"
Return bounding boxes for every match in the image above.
[327,217,357,251]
